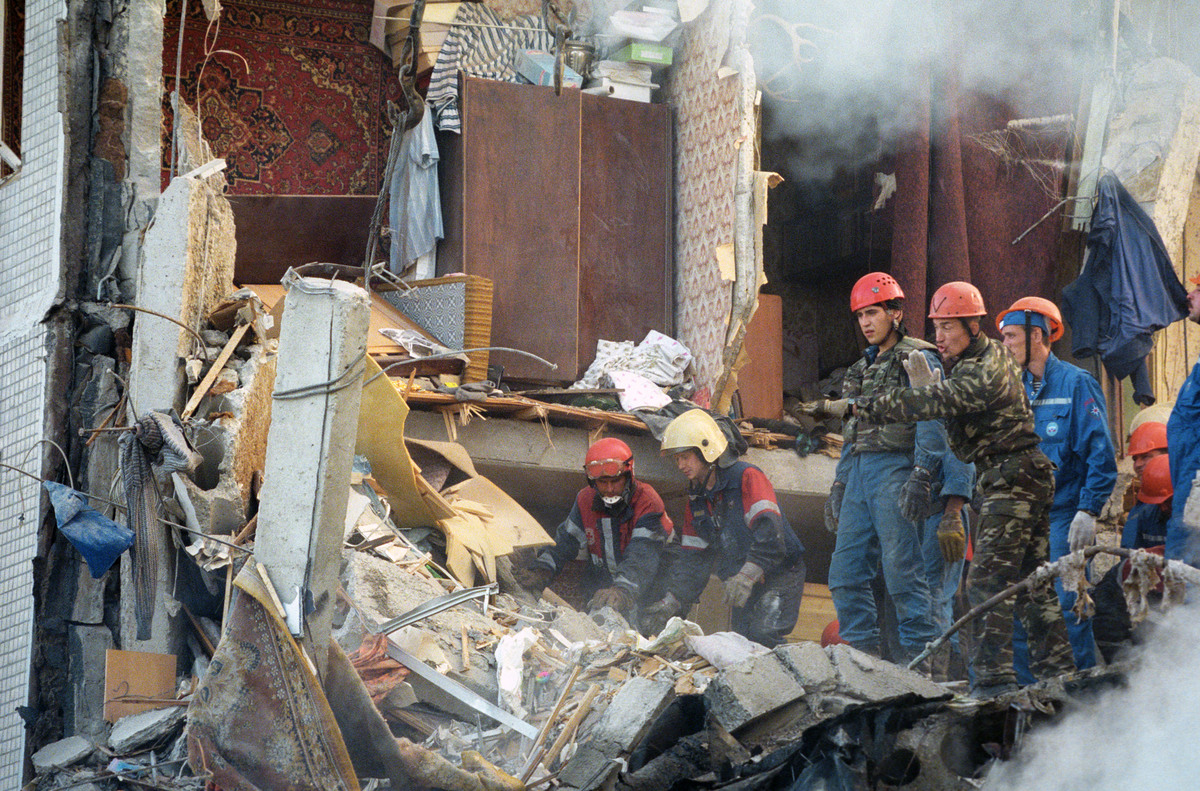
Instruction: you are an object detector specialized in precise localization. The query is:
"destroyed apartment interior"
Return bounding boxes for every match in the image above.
[4,0,1200,788]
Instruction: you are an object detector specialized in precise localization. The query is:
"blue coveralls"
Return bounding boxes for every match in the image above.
[1167,358,1200,565]
[920,438,975,639]
[1014,353,1117,679]
[1122,501,1170,550]
[829,345,942,661]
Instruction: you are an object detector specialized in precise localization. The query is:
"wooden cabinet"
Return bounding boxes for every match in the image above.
[439,75,673,381]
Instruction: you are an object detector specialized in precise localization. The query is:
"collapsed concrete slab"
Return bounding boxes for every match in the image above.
[775,640,837,691]
[827,644,949,704]
[108,706,185,754]
[704,652,808,733]
[31,735,94,772]
[559,676,676,790]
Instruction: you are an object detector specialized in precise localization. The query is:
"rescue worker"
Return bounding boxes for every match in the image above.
[1122,421,1168,511]
[809,272,962,664]
[1121,454,1171,550]
[809,282,1074,696]
[997,296,1117,672]
[1129,421,1169,478]
[1167,272,1200,564]
[647,409,805,647]
[513,438,672,631]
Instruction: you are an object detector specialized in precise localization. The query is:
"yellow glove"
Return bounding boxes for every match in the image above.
[937,510,966,563]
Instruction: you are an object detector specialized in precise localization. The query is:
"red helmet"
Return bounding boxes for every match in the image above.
[820,619,847,648]
[1128,421,1168,457]
[995,296,1065,342]
[850,272,905,312]
[1138,454,1172,504]
[584,438,634,480]
[928,281,986,319]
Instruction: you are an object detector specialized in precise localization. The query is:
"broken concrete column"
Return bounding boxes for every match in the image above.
[66,625,113,740]
[123,173,236,652]
[255,278,370,677]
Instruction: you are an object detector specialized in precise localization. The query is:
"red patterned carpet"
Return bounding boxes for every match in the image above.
[162,0,400,195]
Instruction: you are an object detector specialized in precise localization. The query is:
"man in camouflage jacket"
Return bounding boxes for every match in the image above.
[824,282,1074,696]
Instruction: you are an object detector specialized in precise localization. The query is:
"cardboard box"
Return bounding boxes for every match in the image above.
[612,41,673,67]
[515,50,584,88]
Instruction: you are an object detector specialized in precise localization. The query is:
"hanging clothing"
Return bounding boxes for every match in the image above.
[388,110,443,274]
[1062,173,1188,405]
[426,3,552,134]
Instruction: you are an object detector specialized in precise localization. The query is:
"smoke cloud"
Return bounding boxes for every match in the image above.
[983,602,1200,790]
[750,0,1093,180]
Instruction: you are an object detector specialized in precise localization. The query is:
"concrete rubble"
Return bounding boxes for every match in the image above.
[29,271,1178,791]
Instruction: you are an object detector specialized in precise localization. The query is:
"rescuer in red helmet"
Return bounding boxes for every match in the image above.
[1122,454,1173,550]
[513,438,673,631]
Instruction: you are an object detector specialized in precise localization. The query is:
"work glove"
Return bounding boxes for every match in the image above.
[903,350,944,389]
[640,591,681,635]
[824,481,846,534]
[588,586,633,614]
[798,399,852,420]
[937,510,966,564]
[1069,510,1097,553]
[723,562,763,609]
[898,466,933,524]
[512,564,554,595]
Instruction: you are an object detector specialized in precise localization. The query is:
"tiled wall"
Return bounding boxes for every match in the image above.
[665,0,743,391]
[0,0,66,780]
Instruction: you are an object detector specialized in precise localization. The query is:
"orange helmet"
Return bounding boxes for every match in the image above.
[584,438,634,480]
[850,272,904,312]
[928,281,986,319]
[820,620,847,648]
[996,296,1065,342]
[1128,421,1168,457]
[1138,454,1172,504]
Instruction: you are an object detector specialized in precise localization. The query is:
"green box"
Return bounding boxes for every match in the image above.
[613,42,673,67]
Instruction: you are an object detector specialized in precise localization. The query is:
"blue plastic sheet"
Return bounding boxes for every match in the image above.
[43,481,135,579]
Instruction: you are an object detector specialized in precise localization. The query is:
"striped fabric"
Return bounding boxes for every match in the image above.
[426,2,552,132]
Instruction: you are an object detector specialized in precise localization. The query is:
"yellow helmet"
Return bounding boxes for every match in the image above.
[660,409,728,463]
[1130,403,1173,436]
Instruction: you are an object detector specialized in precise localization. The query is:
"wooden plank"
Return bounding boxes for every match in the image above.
[737,293,783,419]
[181,323,251,420]
[104,649,177,722]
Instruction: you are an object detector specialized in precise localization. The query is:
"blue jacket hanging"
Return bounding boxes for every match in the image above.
[1062,173,1188,405]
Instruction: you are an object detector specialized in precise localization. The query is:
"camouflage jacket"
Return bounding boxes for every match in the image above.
[854,333,1040,467]
[842,335,939,455]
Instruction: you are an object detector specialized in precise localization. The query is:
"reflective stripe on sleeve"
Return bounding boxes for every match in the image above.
[746,499,781,523]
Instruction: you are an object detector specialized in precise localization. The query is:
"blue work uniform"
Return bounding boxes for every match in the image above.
[1167,358,1200,565]
[829,340,940,661]
[1122,501,1170,549]
[1014,353,1117,677]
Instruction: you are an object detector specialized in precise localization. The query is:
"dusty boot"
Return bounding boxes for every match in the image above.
[929,643,952,683]
[850,641,882,658]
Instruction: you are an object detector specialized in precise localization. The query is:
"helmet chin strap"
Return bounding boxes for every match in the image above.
[1023,309,1032,370]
